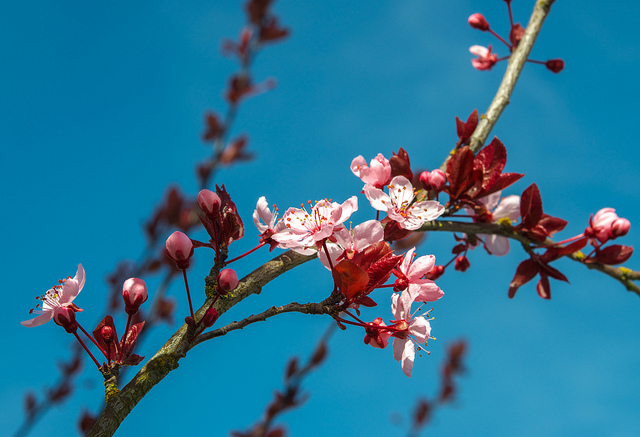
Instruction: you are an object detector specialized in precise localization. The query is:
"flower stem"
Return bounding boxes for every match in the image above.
[226,241,266,264]
[72,331,101,368]
[76,322,107,358]
[489,29,511,49]
[183,269,195,320]
[119,314,133,362]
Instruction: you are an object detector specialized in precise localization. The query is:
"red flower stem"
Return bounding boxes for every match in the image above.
[76,321,107,357]
[376,210,380,221]
[553,234,585,246]
[488,29,511,49]
[119,314,133,362]
[183,269,195,320]
[226,241,267,264]
[211,222,220,260]
[443,254,457,269]
[322,239,335,272]
[526,58,546,65]
[506,1,514,27]
[496,56,511,62]
[72,331,101,368]
[343,309,365,324]
[336,316,404,333]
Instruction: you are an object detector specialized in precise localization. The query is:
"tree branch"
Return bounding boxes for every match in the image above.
[87,250,315,437]
[469,0,557,153]
[421,220,640,297]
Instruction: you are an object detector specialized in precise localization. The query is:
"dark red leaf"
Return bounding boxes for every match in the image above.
[520,184,543,228]
[365,252,403,293]
[310,341,328,367]
[389,147,413,180]
[474,137,506,192]
[121,354,145,366]
[482,172,525,196]
[121,321,145,360]
[332,260,369,300]
[589,245,634,265]
[356,295,378,307]
[351,241,392,271]
[536,259,569,282]
[536,272,551,299]
[285,358,299,380]
[446,146,475,199]
[93,316,119,361]
[508,259,539,298]
[538,214,568,236]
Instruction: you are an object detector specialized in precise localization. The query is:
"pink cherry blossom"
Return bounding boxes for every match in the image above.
[318,219,384,270]
[393,247,444,303]
[586,208,631,244]
[364,176,444,230]
[364,317,392,349]
[272,196,358,254]
[22,264,86,328]
[466,191,520,256]
[351,153,392,189]
[390,291,432,377]
[470,45,498,71]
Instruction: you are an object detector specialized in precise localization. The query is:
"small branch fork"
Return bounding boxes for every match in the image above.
[420,220,640,296]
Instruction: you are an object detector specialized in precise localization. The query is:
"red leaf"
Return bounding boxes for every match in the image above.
[121,354,145,366]
[332,260,369,300]
[455,109,478,144]
[351,241,392,271]
[508,259,538,298]
[538,214,568,236]
[536,259,569,282]
[389,147,413,180]
[121,321,145,360]
[356,295,378,307]
[446,146,475,199]
[475,138,506,192]
[589,245,634,265]
[285,358,299,380]
[536,272,551,299]
[93,316,119,361]
[520,184,543,228]
[365,252,403,293]
[482,172,525,196]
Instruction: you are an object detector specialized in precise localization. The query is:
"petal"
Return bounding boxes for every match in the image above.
[409,317,431,343]
[393,337,405,362]
[364,185,392,212]
[388,176,414,207]
[59,264,85,305]
[334,196,358,226]
[484,234,510,256]
[21,312,54,327]
[350,155,367,177]
[493,195,521,222]
[318,242,343,270]
[252,196,272,233]
[409,201,445,222]
[409,279,444,302]
[400,339,415,377]
[399,247,416,275]
[469,45,489,57]
[408,254,435,279]
[480,191,502,211]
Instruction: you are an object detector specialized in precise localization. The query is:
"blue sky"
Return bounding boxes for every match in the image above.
[3,1,640,436]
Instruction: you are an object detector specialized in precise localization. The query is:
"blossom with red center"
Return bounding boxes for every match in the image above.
[272,196,358,253]
[390,291,432,377]
[585,208,631,244]
[465,191,520,256]
[364,317,392,349]
[351,153,392,189]
[22,264,85,328]
[318,219,384,270]
[393,247,444,303]
[470,45,498,71]
[252,196,290,251]
[364,176,444,230]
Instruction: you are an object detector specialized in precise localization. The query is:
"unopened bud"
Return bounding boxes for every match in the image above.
[185,316,195,326]
[217,269,239,295]
[468,13,490,31]
[53,306,77,333]
[425,265,445,281]
[122,278,148,316]
[420,169,447,192]
[454,256,470,272]
[393,277,409,293]
[101,325,114,343]
[198,189,221,216]
[202,307,219,328]
[546,59,564,73]
[165,231,194,270]
[611,218,631,239]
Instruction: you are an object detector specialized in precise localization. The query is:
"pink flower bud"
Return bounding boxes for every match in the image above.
[166,231,194,270]
[202,307,219,328]
[546,59,564,73]
[420,170,447,192]
[454,256,470,272]
[101,325,114,343]
[393,277,409,293]
[198,189,221,216]
[53,306,77,333]
[611,218,631,239]
[468,13,490,31]
[424,265,445,281]
[122,278,148,315]
[217,269,239,294]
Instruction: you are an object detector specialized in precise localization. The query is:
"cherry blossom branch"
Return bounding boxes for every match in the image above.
[189,296,340,349]
[87,250,315,437]
[420,220,640,296]
[468,0,557,153]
